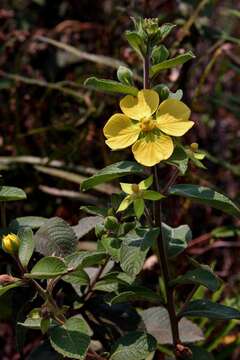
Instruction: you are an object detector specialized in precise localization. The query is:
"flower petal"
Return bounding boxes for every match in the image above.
[120,89,159,120]
[156,99,194,136]
[133,198,145,219]
[120,182,133,194]
[132,134,174,167]
[103,113,140,150]
[117,195,133,212]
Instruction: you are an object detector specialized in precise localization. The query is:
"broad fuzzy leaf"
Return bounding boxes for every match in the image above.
[26,256,67,279]
[110,331,157,360]
[0,186,26,201]
[35,217,78,257]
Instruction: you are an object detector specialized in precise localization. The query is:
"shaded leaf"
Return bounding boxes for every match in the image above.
[62,269,90,286]
[28,341,61,359]
[111,286,161,305]
[139,307,204,345]
[170,267,221,292]
[65,251,107,270]
[189,345,215,360]
[110,331,156,360]
[166,146,189,175]
[179,299,240,320]
[72,216,103,239]
[50,317,91,360]
[169,184,240,217]
[120,228,159,277]
[162,223,192,258]
[26,256,67,279]
[81,161,145,191]
[0,281,23,297]
[35,217,78,257]
[211,226,240,238]
[0,186,26,202]
[18,227,35,268]
[9,216,47,231]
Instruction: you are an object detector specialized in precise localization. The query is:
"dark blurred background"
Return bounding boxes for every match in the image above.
[0,0,239,358]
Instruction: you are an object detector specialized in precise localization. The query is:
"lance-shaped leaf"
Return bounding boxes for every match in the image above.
[139,306,204,344]
[81,161,145,191]
[0,281,23,296]
[162,223,192,258]
[170,266,221,292]
[50,317,91,360]
[120,228,159,277]
[110,331,157,360]
[84,77,138,96]
[0,186,26,201]
[169,184,240,217]
[26,257,67,279]
[18,227,35,268]
[150,51,195,78]
[179,299,240,320]
[111,286,162,305]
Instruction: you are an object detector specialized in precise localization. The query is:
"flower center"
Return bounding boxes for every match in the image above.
[131,184,140,193]
[140,117,156,132]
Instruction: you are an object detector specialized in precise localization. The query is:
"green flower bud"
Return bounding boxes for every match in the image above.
[2,233,20,255]
[104,216,119,231]
[95,223,105,238]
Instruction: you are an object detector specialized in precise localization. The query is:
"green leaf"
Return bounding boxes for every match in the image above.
[72,216,103,239]
[0,281,23,296]
[125,31,146,57]
[50,317,91,360]
[117,66,134,86]
[211,226,240,238]
[150,51,195,78]
[151,45,169,65]
[18,227,35,268]
[111,286,161,305]
[159,23,176,40]
[101,236,121,261]
[133,198,145,219]
[142,190,164,201]
[120,228,159,277]
[26,256,67,279]
[81,161,145,191]
[162,223,192,258]
[179,299,240,320]
[169,184,240,217]
[168,89,183,100]
[9,216,47,231]
[28,341,60,359]
[80,205,108,217]
[65,251,107,270]
[0,186,27,202]
[139,307,204,345]
[170,267,221,292]
[62,269,90,286]
[165,146,189,175]
[110,331,157,360]
[84,77,138,96]
[189,345,215,360]
[35,217,78,257]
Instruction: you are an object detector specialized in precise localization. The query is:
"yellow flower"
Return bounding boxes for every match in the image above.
[2,233,20,254]
[103,89,194,166]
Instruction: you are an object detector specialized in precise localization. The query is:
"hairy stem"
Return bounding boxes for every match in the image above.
[153,166,180,356]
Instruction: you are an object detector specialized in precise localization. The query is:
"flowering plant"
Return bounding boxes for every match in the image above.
[0,17,240,360]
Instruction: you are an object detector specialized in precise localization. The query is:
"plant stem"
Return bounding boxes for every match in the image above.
[143,47,150,89]
[153,166,180,357]
[0,202,6,228]
[143,50,181,357]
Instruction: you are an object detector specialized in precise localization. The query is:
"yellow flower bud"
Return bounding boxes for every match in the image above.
[190,142,199,152]
[2,233,20,254]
